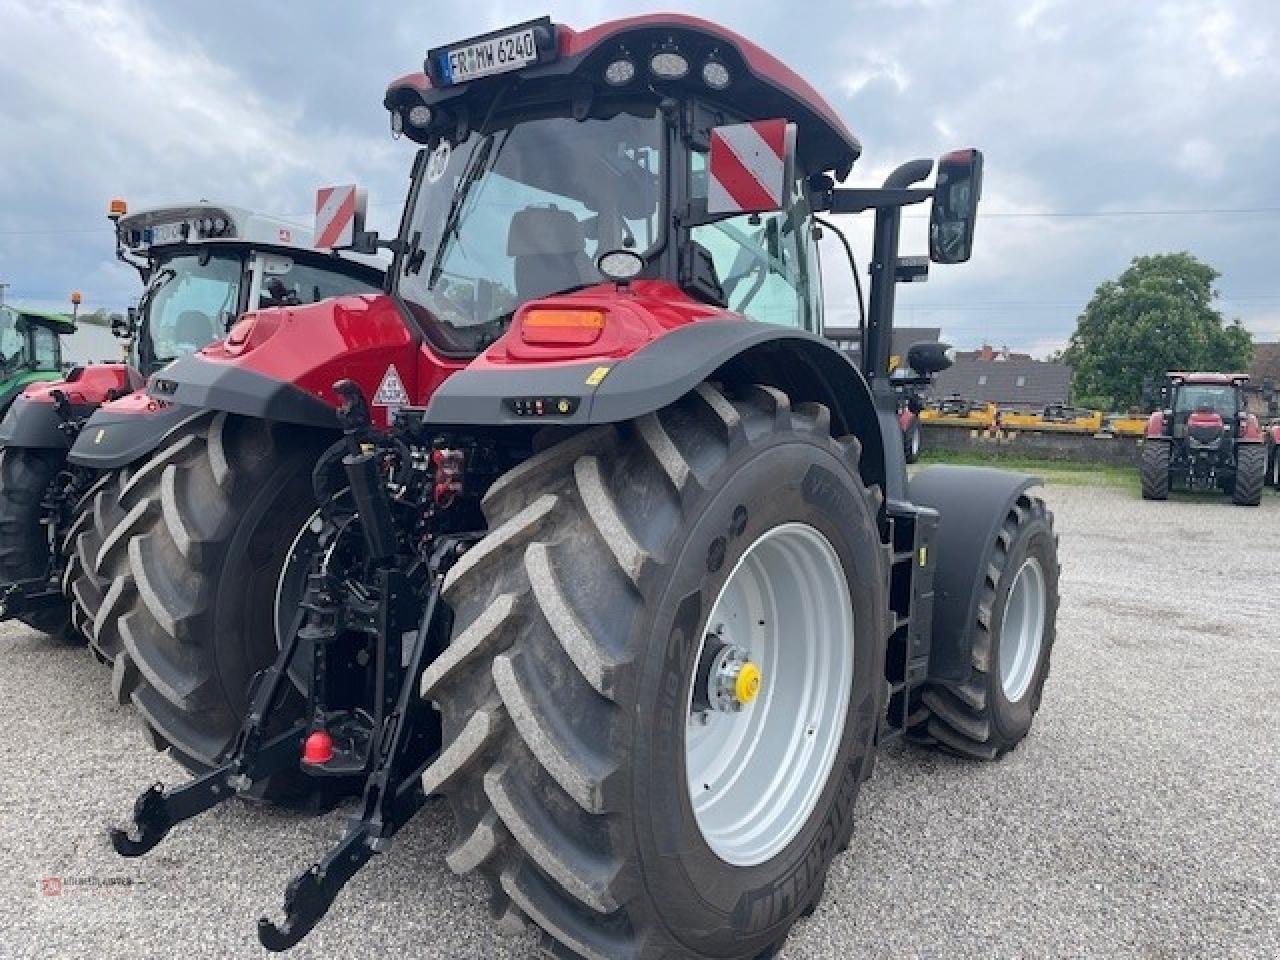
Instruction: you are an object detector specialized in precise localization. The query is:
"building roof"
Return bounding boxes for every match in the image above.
[929,354,1073,409]
[1248,342,1280,387]
[823,325,940,362]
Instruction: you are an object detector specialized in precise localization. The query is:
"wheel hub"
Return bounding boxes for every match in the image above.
[684,522,854,867]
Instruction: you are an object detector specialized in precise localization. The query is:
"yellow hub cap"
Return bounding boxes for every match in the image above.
[734,662,762,705]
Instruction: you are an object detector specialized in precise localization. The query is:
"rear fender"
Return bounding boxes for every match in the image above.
[67,392,207,469]
[425,320,890,499]
[1145,410,1167,439]
[907,465,1041,683]
[0,393,89,450]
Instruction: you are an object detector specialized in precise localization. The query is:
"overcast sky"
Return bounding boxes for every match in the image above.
[1,0,1278,356]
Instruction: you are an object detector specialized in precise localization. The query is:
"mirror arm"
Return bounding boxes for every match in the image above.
[824,186,932,214]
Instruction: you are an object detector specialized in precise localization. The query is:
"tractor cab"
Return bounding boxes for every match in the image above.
[109,200,385,376]
[0,305,74,413]
[1166,372,1248,443]
[374,14,981,383]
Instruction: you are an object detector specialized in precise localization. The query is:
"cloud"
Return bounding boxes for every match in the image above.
[1,0,1279,354]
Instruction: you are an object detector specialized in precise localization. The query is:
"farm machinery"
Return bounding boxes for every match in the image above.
[1140,372,1266,505]
[0,201,383,642]
[0,304,74,416]
[99,15,1060,958]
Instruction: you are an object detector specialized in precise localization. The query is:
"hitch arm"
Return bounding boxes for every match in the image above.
[258,537,471,951]
[109,601,317,857]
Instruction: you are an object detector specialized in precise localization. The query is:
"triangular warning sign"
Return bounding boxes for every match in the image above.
[373,364,410,406]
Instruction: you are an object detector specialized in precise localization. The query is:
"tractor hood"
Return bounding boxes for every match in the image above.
[146,293,464,430]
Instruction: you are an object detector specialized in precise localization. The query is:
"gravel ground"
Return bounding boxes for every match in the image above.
[0,482,1277,959]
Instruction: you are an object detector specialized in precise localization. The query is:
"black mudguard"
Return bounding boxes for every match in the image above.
[146,355,339,430]
[67,402,207,470]
[425,321,892,497]
[0,393,94,450]
[907,465,1040,683]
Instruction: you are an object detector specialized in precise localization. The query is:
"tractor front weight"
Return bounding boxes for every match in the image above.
[109,383,492,950]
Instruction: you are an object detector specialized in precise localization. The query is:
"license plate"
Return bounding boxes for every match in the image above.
[149,222,185,246]
[436,26,539,85]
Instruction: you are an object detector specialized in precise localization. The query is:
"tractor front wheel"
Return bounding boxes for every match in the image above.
[912,492,1058,759]
[903,416,923,464]
[1140,440,1171,500]
[422,382,888,959]
[1231,444,1265,506]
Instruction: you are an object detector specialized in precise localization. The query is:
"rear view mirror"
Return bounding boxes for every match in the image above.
[929,149,983,264]
[112,307,138,340]
[706,119,797,216]
[907,341,954,376]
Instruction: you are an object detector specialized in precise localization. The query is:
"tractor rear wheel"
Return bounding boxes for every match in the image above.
[1272,444,1280,489]
[1231,444,1265,506]
[912,493,1058,759]
[74,412,323,791]
[422,383,888,960]
[0,447,76,639]
[1140,440,1171,500]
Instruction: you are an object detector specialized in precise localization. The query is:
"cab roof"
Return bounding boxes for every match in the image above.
[0,304,76,335]
[386,14,861,178]
[1169,372,1250,385]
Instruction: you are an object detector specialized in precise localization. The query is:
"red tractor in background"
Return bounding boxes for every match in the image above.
[1140,372,1267,505]
[95,15,1060,958]
[0,201,383,643]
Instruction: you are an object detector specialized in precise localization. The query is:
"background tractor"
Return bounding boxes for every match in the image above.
[0,201,383,643]
[101,15,1060,959]
[0,304,74,415]
[1140,372,1266,505]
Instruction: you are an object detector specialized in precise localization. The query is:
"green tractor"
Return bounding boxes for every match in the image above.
[0,304,74,416]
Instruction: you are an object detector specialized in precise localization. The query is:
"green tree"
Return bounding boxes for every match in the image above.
[1063,253,1253,410]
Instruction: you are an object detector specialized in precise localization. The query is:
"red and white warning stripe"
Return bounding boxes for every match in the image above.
[707,119,796,215]
[314,184,359,250]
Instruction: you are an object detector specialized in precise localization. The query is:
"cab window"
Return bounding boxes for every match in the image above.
[30,325,59,370]
[256,259,382,309]
[688,150,819,331]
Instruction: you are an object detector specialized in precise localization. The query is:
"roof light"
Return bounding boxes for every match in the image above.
[649,42,689,80]
[702,56,731,91]
[604,56,636,86]
[408,105,432,129]
[390,110,403,136]
[107,198,127,221]
[213,216,227,234]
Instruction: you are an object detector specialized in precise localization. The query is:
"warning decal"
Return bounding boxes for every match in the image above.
[373,365,410,406]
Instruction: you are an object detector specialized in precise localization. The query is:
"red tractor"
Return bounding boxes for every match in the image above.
[0,201,383,646]
[1140,372,1267,505]
[97,16,1060,958]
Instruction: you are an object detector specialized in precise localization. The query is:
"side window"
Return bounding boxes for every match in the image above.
[688,150,817,331]
[31,326,59,370]
[258,260,382,309]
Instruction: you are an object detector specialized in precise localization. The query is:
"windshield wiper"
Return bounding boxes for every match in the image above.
[417,137,494,282]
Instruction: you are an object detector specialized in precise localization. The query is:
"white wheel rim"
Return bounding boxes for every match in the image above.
[685,523,855,867]
[998,557,1047,702]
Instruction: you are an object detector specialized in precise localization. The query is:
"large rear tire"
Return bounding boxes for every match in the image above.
[0,447,76,639]
[1140,440,1171,500]
[1272,442,1280,490]
[78,411,324,787]
[1231,444,1265,506]
[421,383,889,959]
[912,493,1058,759]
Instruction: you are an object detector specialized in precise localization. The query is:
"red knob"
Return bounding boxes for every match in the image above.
[302,730,334,765]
